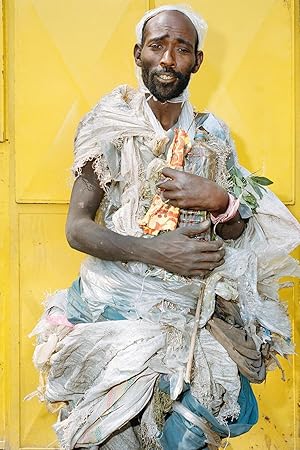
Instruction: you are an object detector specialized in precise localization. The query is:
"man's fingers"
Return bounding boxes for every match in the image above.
[196,249,225,262]
[156,178,176,191]
[189,269,210,278]
[189,258,225,277]
[179,225,225,255]
[161,191,180,202]
[196,258,225,269]
[161,167,177,179]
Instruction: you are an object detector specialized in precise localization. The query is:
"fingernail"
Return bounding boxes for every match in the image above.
[156,177,171,187]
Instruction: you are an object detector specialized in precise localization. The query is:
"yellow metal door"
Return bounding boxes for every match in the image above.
[0,0,299,448]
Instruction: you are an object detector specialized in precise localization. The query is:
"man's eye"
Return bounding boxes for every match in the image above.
[150,43,162,50]
[178,47,190,53]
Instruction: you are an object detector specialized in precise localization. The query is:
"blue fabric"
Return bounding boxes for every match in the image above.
[102,305,126,320]
[67,277,126,324]
[66,278,258,449]
[159,375,258,450]
[67,278,93,324]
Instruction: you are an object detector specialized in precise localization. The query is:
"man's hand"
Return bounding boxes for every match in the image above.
[157,167,229,215]
[66,161,242,264]
[144,220,225,277]
[66,166,224,275]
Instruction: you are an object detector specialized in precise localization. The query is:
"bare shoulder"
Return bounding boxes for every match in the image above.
[78,160,102,192]
[68,160,105,221]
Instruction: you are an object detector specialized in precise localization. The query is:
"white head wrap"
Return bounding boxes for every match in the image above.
[136,4,208,52]
[135,4,208,141]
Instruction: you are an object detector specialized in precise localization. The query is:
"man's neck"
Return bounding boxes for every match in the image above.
[147,97,183,131]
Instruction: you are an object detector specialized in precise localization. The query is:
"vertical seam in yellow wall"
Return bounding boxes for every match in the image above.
[0,0,8,446]
[5,0,21,447]
[0,0,8,143]
[147,0,155,10]
[0,0,5,142]
[291,0,296,207]
[294,1,300,448]
[292,5,296,448]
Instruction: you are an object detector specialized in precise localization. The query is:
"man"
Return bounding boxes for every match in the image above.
[31,5,300,450]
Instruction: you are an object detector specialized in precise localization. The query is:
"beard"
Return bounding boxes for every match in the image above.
[141,66,191,102]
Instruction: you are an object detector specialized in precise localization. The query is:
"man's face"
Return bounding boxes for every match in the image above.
[134,11,203,102]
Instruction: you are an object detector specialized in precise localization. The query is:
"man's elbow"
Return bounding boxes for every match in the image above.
[66,220,83,251]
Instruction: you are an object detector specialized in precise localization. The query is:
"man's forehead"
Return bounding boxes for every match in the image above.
[142,10,198,44]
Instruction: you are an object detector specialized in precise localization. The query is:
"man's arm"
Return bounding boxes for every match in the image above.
[66,161,225,277]
[158,167,246,240]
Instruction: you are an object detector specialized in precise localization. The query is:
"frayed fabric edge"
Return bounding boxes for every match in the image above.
[72,153,112,194]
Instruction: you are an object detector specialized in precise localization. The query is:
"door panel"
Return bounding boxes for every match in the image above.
[19,212,83,448]
[15,0,148,203]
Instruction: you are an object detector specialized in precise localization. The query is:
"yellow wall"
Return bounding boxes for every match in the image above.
[0,0,299,448]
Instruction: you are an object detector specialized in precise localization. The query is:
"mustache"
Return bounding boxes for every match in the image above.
[152,68,185,81]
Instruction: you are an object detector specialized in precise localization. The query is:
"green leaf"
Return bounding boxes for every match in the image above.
[248,178,263,199]
[233,185,242,198]
[234,166,245,179]
[242,192,258,208]
[234,176,245,188]
[250,176,273,186]
[239,196,248,206]
[252,184,263,200]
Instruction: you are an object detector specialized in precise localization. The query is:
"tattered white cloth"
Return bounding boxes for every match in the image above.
[30,85,300,450]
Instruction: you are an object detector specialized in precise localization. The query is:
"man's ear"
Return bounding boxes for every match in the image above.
[192,50,204,74]
[134,44,142,67]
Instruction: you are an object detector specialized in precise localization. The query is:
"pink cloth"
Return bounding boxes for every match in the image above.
[210,193,240,225]
[47,314,74,328]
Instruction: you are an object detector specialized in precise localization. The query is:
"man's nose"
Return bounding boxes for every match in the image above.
[160,48,176,68]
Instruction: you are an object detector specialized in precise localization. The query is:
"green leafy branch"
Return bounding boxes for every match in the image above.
[229,166,273,213]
